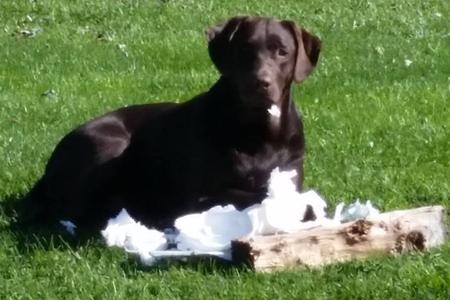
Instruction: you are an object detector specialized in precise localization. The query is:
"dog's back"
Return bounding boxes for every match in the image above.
[23,103,177,227]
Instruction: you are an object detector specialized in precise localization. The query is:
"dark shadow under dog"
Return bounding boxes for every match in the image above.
[3,195,247,274]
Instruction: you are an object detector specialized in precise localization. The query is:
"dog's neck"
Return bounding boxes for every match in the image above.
[268,85,294,139]
[206,77,294,150]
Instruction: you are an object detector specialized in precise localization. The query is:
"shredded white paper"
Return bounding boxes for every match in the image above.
[339,200,380,223]
[100,209,167,265]
[60,220,77,236]
[175,205,253,252]
[60,167,380,266]
[244,168,330,235]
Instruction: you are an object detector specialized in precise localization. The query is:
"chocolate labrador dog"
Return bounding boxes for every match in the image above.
[26,16,321,231]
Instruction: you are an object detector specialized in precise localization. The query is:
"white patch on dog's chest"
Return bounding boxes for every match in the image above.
[267,104,281,130]
[267,104,281,118]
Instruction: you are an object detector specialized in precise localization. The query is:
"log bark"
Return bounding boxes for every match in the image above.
[231,205,447,272]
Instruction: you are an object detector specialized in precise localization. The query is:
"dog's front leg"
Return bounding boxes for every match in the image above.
[295,159,304,191]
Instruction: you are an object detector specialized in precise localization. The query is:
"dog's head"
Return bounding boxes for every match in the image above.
[207,16,321,105]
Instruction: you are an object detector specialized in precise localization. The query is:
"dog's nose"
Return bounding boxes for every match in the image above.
[255,76,271,90]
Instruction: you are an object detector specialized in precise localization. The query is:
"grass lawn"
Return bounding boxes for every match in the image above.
[1,0,449,298]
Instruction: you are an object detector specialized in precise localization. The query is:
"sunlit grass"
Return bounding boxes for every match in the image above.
[0,0,449,298]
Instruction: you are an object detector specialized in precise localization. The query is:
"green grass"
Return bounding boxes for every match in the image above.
[1,0,449,298]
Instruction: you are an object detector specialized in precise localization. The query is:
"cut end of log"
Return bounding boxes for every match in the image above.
[231,239,256,269]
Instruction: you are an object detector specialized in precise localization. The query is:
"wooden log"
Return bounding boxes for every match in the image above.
[231,205,447,272]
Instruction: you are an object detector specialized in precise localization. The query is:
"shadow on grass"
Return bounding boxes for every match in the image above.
[0,193,103,254]
[120,254,249,277]
[1,194,250,275]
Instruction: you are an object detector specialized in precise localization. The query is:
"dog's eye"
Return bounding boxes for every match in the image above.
[277,48,288,57]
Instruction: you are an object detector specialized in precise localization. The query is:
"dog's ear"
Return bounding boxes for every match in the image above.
[206,16,247,75]
[283,21,322,82]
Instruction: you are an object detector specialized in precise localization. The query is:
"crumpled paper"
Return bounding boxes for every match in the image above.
[175,205,252,252]
[244,168,330,235]
[338,200,380,222]
[61,167,380,266]
[100,209,167,266]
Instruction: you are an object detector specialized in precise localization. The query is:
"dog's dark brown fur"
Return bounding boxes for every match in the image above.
[26,16,321,231]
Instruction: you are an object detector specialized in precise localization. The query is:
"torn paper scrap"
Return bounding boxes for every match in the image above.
[175,205,252,252]
[101,209,167,254]
[339,200,380,222]
[60,220,77,236]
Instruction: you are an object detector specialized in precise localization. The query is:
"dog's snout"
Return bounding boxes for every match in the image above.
[256,76,271,89]
[254,71,273,90]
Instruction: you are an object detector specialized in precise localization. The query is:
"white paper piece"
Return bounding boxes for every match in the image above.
[91,168,380,266]
[59,220,77,236]
[101,209,167,255]
[339,200,380,222]
[243,168,330,235]
[175,205,253,252]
